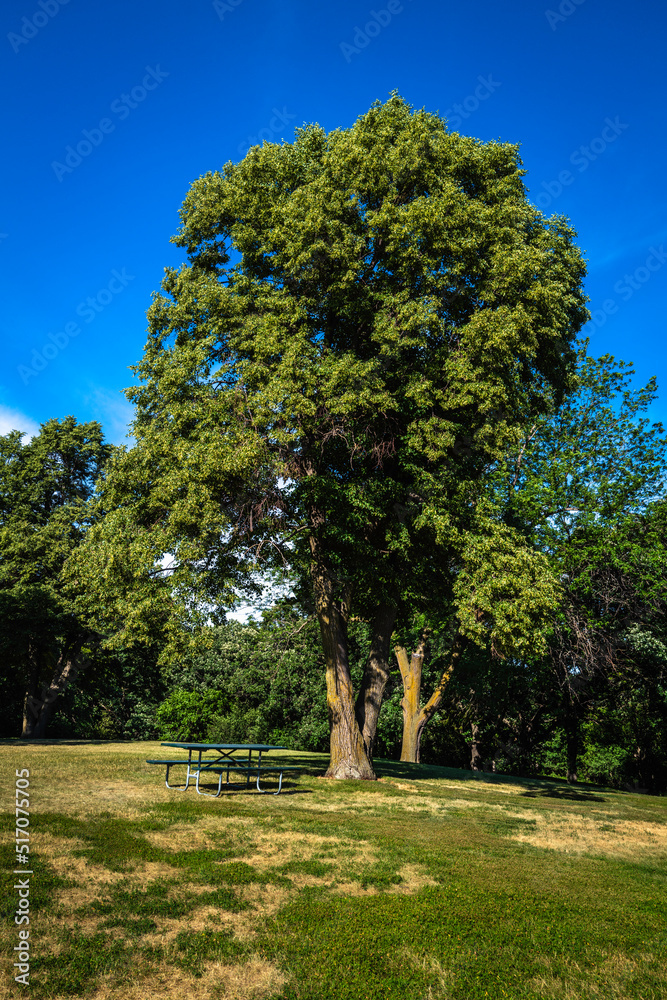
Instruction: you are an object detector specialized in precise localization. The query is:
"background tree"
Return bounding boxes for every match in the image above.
[0,418,110,737]
[388,350,667,783]
[491,350,667,781]
[394,519,560,763]
[39,642,166,741]
[153,605,372,750]
[77,94,588,778]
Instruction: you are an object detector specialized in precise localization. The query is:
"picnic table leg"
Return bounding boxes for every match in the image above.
[164,763,190,791]
[195,748,223,797]
[196,767,224,797]
[256,767,284,795]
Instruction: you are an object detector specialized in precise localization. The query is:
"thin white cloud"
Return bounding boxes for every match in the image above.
[0,405,40,442]
[588,227,667,272]
[83,387,135,445]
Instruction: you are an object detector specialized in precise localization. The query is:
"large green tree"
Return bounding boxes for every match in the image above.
[0,418,110,737]
[78,95,588,778]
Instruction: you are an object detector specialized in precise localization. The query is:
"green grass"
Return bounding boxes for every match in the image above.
[169,928,249,976]
[87,878,194,922]
[1,739,666,999]
[30,929,133,996]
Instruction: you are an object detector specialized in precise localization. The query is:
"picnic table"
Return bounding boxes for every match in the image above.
[146,742,299,796]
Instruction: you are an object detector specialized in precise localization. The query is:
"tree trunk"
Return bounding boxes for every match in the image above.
[354,603,396,761]
[22,647,91,739]
[395,634,466,764]
[396,643,425,762]
[564,711,579,783]
[470,722,483,771]
[310,537,375,780]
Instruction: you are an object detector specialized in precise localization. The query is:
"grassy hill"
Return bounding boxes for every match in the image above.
[2,742,666,999]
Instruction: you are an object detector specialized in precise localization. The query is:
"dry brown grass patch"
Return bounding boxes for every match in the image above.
[303,790,395,812]
[393,863,439,893]
[212,956,287,1000]
[241,828,379,874]
[511,811,667,858]
[144,823,218,852]
[329,862,437,898]
[201,908,263,943]
[35,780,166,817]
[399,948,454,999]
[238,882,292,919]
[530,950,664,998]
[55,859,181,914]
[383,780,419,793]
[40,956,287,1000]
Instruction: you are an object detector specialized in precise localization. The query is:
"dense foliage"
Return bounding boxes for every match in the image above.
[0,417,111,736]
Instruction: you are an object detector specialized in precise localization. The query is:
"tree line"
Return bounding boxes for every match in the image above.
[2,95,665,791]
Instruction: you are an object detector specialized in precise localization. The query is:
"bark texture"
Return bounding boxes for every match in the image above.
[354,603,397,761]
[396,642,425,762]
[310,537,375,780]
[396,635,466,763]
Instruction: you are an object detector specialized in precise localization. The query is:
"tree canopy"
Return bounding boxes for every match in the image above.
[0,417,110,736]
[76,94,589,777]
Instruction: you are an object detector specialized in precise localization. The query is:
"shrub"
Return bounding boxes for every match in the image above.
[578,742,632,787]
[155,689,228,741]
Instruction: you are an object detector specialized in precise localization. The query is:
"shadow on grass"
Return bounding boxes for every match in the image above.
[519,786,606,802]
[0,738,110,745]
[279,752,612,801]
[194,784,311,797]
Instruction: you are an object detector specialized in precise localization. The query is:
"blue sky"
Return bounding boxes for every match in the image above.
[2,0,666,443]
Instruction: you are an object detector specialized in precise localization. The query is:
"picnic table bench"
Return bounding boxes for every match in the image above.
[146,742,300,796]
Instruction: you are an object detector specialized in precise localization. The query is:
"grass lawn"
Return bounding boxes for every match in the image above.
[1,741,666,1000]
